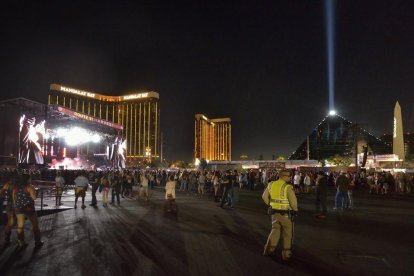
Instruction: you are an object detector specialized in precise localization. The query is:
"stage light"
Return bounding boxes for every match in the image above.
[51,126,104,146]
[329,110,336,116]
[56,128,68,137]
[92,134,101,143]
[65,127,88,146]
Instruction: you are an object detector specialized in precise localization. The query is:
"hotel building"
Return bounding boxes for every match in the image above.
[194,114,231,161]
[48,84,160,160]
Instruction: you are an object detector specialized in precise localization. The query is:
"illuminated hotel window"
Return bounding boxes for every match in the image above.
[194,114,231,161]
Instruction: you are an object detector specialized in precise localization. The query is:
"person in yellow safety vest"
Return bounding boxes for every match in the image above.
[262,169,298,260]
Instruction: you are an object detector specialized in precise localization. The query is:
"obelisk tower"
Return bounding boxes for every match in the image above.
[393,101,405,161]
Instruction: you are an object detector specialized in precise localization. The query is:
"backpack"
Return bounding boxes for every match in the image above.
[15,186,33,209]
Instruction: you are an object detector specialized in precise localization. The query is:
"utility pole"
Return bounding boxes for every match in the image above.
[160,132,164,163]
[354,123,358,172]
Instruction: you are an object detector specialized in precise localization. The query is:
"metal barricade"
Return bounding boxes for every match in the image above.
[32,180,57,211]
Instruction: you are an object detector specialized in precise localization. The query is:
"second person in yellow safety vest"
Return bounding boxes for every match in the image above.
[262,170,298,261]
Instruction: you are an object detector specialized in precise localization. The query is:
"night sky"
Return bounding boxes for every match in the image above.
[1,0,414,162]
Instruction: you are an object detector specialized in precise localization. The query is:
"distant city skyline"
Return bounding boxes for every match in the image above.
[1,1,414,161]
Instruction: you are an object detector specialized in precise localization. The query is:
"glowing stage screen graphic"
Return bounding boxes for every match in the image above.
[18,115,45,165]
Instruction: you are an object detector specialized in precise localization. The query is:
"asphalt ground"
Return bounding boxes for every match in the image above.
[0,186,413,276]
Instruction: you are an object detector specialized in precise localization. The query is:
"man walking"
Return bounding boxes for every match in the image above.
[262,170,298,261]
[334,171,349,211]
[55,171,65,206]
[110,172,122,206]
[314,171,328,218]
[89,171,100,207]
[218,170,231,208]
[74,171,89,209]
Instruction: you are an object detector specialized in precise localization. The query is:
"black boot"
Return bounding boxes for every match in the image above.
[4,232,11,245]
[35,240,44,247]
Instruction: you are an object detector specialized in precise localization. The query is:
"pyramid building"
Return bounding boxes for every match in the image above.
[289,114,391,161]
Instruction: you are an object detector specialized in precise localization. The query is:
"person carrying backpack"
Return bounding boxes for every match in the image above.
[13,173,43,248]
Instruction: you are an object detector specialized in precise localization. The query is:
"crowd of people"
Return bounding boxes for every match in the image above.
[1,166,413,249]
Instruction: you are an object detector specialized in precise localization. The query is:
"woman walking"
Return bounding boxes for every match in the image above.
[13,173,43,247]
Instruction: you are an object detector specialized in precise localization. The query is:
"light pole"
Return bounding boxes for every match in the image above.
[353,123,358,172]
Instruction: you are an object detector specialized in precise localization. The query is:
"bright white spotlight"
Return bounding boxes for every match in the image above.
[65,127,88,146]
[329,110,337,116]
[56,128,68,137]
[92,134,101,143]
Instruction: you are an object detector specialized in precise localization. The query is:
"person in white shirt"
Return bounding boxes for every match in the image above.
[74,172,89,209]
[55,171,65,206]
[198,171,206,198]
[140,172,149,201]
[293,171,302,193]
[303,173,311,193]
[165,175,177,212]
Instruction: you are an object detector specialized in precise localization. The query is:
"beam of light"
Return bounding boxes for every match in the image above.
[325,0,336,111]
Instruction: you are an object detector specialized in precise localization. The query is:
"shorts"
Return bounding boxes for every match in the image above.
[56,187,63,196]
[15,204,36,215]
[75,187,86,197]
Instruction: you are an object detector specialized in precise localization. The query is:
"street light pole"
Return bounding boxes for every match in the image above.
[160,132,163,163]
[354,123,358,172]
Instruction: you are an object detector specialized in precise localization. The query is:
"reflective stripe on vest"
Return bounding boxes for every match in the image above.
[268,179,291,210]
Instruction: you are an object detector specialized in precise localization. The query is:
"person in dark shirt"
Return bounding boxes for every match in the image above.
[315,171,328,218]
[335,171,350,210]
[218,170,231,208]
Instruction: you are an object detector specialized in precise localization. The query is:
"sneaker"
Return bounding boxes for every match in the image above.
[81,205,86,209]
[74,205,77,209]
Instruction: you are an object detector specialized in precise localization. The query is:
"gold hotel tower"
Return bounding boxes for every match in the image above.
[48,84,160,160]
[194,114,231,161]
